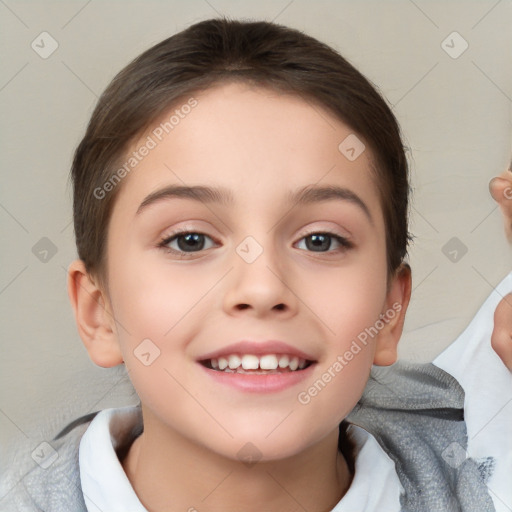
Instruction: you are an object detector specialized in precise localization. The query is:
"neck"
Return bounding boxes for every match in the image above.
[121,406,352,512]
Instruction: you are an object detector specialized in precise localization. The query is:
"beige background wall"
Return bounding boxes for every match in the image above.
[1,0,511,486]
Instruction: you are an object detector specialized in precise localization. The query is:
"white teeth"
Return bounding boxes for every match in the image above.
[207,354,310,372]
[241,354,259,370]
[228,354,241,369]
[278,355,290,368]
[289,357,299,371]
[260,354,278,370]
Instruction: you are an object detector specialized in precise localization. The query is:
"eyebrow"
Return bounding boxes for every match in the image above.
[136,184,372,222]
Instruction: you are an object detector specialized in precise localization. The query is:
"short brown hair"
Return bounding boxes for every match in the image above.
[71,18,410,286]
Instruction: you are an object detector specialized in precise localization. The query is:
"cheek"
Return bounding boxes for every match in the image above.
[292,256,387,418]
[304,251,388,345]
[109,254,207,340]
[107,258,208,417]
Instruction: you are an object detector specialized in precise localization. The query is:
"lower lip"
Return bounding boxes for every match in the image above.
[198,363,316,393]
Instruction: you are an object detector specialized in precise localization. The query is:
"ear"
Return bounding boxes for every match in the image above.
[373,263,412,366]
[67,260,124,367]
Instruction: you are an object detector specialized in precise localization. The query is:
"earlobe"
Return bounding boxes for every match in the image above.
[67,260,124,368]
[373,263,412,366]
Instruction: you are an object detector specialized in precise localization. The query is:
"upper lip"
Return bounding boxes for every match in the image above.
[197,340,317,362]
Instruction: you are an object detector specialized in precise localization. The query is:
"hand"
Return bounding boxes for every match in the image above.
[491,293,512,371]
[489,164,512,242]
[489,163,512,370]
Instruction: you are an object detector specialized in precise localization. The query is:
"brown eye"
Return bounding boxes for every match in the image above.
[159,231,216,255]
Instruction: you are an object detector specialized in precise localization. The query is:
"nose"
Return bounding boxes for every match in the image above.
[222,236,298,319]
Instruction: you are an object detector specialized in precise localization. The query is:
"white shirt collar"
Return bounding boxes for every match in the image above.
[79,405,146,512]
[79,406,401,512]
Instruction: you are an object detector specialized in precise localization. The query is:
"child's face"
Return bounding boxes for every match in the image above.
[100,82,407,460]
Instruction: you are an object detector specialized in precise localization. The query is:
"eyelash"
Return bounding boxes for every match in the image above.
[157,229,354,259]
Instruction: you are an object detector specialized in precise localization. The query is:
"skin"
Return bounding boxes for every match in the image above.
[68,82,412,512]
[489,167,512,243]
[491,293,512,371]
[489,167,512,370]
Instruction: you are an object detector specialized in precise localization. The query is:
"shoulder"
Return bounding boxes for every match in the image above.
[347,361,496,512]
[0,411,100,512]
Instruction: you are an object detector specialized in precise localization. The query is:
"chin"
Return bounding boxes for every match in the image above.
[207,419,331,465]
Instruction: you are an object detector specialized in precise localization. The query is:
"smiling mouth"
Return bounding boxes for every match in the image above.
[199,353,315,374]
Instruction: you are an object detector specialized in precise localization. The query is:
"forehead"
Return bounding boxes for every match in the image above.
[112,82,382,222]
